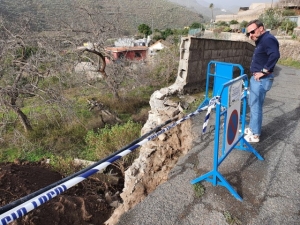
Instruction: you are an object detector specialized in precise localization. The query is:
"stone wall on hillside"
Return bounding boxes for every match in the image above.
[278,39,300,61]
[173,36,254,93]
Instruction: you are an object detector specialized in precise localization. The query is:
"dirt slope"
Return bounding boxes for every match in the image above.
[0,161,118,225]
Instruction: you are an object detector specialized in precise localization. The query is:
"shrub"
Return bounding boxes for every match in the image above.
[216,21,228,26]
[222,26,232,32]
[84,120,142,160]
[229,20,239,25]
[282,9,296,17]
[279,19,297,35]
[240,20,248,28]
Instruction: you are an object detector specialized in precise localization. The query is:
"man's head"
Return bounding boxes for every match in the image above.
[246,19,265,41]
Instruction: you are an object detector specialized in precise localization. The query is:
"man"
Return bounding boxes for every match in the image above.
[244,19,280,143]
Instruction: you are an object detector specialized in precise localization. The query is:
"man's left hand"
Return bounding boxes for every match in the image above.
[254,72,264,81]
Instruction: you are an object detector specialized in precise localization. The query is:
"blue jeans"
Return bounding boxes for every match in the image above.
[248,74,274,136]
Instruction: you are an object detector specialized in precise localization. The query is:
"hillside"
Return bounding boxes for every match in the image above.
[167,0,235,21]
[0,0,206,34]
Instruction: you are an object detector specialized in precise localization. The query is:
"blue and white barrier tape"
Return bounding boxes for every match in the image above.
[202,96,221,133]
[0,104,209,225]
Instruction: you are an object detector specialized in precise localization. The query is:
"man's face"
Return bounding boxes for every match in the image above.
[246,23,263,41]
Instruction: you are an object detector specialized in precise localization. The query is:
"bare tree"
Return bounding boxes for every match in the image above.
[0,12,72,134]
[61,4,136,100]
[1,18,41,132]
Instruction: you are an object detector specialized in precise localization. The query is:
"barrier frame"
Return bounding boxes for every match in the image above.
[191,74,264,201]
[198,60,245,109]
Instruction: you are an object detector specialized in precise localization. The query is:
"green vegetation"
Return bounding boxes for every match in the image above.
[138,23,152,36]
[147,21,206,42]
[0,20,180,174]
[190,22,205,31]
[278,58,300,69]
[193,183,205,198]
[223,211,242,225]
[15,46,39,60]
[282,9,296,16]
[229,20,239,25]
[84,120,142,160]
[240,20,248,29]
[279,19,297,35]
[259,8,282,30]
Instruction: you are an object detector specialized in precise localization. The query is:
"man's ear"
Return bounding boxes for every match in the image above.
[259,26,264,32]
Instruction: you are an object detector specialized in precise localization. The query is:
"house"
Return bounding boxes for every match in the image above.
[114,37,148,47]
[148,39,172,56]
[105,46,148,63]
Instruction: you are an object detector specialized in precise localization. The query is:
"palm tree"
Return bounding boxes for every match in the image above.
[209,3,214,23]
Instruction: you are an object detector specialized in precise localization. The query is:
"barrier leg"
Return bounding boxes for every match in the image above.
[240,137,264,160]
[191,171,242,201]
[191,101,243,201]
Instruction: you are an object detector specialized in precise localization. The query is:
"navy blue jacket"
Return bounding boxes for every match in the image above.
[250,31,280,73]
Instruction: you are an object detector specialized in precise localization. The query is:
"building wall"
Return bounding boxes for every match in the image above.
[105,50,147,63]
[173,36,254,93]
[117,50,147,61]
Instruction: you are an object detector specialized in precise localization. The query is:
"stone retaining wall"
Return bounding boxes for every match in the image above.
[174,36,254,93]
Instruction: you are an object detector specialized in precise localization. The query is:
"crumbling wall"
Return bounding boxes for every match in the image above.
[173,36,254,93]
[105,87,197,225]
[105,37,255,225]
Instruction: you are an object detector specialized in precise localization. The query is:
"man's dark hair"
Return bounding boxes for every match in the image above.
[246,19,264,29]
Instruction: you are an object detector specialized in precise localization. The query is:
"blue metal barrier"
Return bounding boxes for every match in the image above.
[191,74,264,201]
[198,61,244,109]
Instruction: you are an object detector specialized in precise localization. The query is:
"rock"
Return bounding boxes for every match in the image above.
[110,201,121,208]
[73,158,96,167]
[105,192,113,204]
[106,175,120,186]
[163,99,178,107]
[158,133,167,141]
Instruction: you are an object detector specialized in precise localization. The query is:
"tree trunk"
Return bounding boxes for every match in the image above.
[12,106,33,133]
[105,79,120,100]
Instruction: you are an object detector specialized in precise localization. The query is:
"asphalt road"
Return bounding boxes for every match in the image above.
[117,64,300,225]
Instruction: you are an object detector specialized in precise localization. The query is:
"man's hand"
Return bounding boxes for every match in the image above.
[254,72,264,81]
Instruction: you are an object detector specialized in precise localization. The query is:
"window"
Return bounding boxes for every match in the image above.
[135,52,141,58]
[118,53,124,59]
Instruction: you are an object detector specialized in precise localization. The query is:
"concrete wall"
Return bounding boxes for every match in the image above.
[173,36,254,93]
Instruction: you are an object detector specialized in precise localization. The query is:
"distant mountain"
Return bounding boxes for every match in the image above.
[0,0,207,34]
[167,0,235,21]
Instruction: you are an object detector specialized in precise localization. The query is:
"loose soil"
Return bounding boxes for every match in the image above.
[0,161,123,225]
